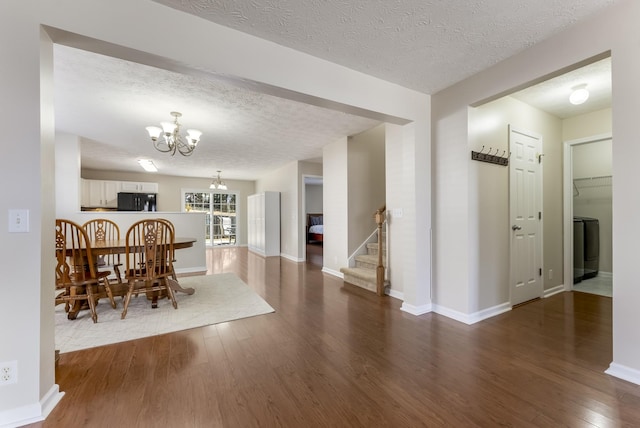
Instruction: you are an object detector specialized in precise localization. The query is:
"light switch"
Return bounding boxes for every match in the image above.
[8,209,29,233]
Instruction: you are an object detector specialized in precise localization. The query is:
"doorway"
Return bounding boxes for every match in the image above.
[563,134,613,297]
[183,190,238,247]
[303,174,323,265]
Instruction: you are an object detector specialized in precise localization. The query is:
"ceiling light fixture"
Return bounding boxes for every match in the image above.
[210,170,227,190]
[145,111,202,156]
[137,159,157,172]
[569,84,589,105]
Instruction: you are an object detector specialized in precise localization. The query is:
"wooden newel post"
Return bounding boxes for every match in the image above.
[375,209,385,296]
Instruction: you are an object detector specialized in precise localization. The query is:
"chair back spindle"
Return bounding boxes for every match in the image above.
[55,219,114,322]
[121,219,178,319]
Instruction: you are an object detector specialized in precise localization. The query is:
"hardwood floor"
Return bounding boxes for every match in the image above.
[31,247,640,427]
[306,242,323,267]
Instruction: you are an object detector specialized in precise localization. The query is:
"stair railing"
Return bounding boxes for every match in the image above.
[374,205,386,296]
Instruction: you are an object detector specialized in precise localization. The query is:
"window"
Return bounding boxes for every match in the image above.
[184,191,237,246]
[212,192,236,245]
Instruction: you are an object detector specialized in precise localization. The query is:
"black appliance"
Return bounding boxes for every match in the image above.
[581,217,600,279]
[573,216,599,283]
[117,192,157,211]
[573,218,584,283]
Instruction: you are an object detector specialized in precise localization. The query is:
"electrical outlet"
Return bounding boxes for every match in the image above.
[0,361,17,385]
[548,269,553,280]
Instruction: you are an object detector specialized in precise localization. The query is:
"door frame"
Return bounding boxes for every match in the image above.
[509,125,544,306]
[302,174,323,262]
[562,132,612,291]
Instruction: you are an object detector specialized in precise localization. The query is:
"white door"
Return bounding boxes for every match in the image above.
[509,126,543,306]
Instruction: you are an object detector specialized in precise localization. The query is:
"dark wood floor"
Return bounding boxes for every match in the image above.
[32,247,640,427]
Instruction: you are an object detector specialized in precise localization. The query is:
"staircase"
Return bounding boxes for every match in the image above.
[340,231,388,294]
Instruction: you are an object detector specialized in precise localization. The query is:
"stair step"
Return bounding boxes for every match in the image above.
[366,242,386,256]
[340,267,377,292]
[355,254,385,270]
[340,266,389,293]
[340,266,375,281]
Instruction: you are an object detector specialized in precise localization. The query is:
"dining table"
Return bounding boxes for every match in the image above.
[64,236,197,320]
[91,236,198,295]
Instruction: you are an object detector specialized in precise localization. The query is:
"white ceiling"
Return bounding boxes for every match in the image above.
[54,0,617,180]
[511,57,611,119]
[53,45,381,181]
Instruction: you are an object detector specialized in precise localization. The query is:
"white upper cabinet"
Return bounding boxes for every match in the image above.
[120,181,159,193]
[81,179,158,207]
[81,179,121,208]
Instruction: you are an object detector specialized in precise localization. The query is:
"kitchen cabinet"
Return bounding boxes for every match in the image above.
[120,181,159,193]
[247,191,280,257]
[81,179,121,208]
[81,179,158,208]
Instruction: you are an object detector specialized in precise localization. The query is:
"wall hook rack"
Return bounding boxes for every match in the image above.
[471,146,509,166]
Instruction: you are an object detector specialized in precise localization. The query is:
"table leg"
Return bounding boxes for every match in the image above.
[67,286,84,320]
[168,278,195,295]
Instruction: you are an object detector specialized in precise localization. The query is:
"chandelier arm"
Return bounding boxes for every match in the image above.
[153,139,176,154]
[177,145,195,156]
[175,134,197,156]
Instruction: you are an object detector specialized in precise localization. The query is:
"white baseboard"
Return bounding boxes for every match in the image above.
[175,266,207,276]
[386,287,403,301]
[432,302,511,325]
[400,302,432,316]
[0,384,63,428]
[40,384,65,421]
[544,284,565,298]
[599,271,613,278]
[605,362,640,385]
[322,267,343,278]
[280,253,304,263]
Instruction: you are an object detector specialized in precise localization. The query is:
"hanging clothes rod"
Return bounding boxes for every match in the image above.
[573,175,612,181]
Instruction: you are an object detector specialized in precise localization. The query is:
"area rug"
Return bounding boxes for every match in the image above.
[55,273,275,353]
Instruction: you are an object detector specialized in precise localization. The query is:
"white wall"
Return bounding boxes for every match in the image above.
[323,138,350,275]
[305,184,323,214]
[431,0,640,382]
[55,133,82,215]
[572,140,612,179]
[432,105,470,314]
[0,9,61,425]
[469,96,563,307]
[384,125,405,296]
[385,120,431,312]
[563,108,612,142]
[347,124,386,254]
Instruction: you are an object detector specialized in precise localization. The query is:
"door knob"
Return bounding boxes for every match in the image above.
[512,225,522,231]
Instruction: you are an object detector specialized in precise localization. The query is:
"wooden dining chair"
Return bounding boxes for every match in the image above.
[157,218,178,280]
[82,218,123,285]
[55,219,116,322]
[121,219,178,319]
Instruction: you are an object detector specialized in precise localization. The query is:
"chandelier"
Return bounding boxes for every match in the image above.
[145,111,202,156]
[210,170,227,190]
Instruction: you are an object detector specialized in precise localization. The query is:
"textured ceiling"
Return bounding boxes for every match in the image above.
[153,0,618,94]
[54,1,617,180]
[54,45,380,180]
